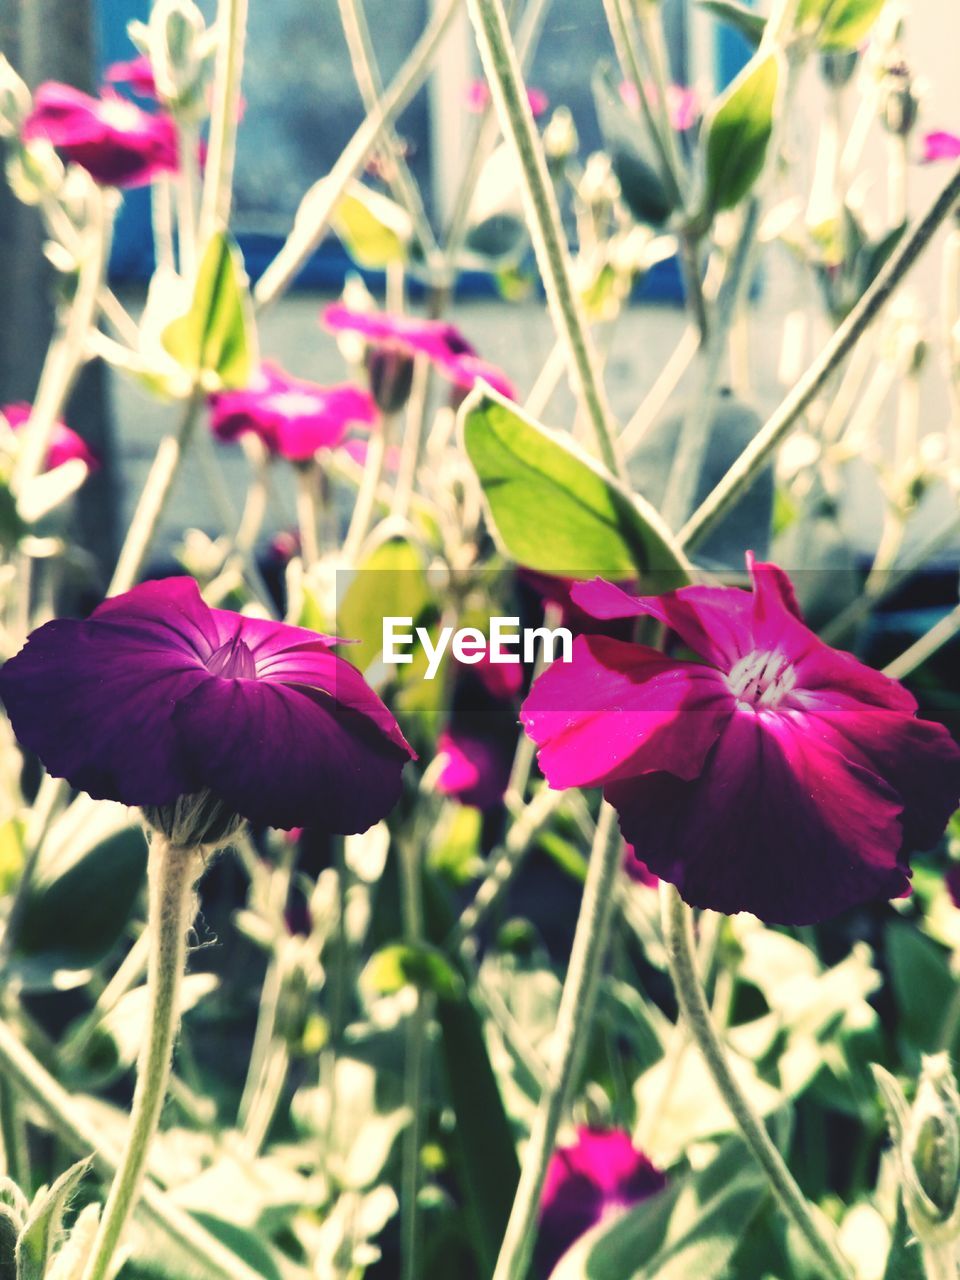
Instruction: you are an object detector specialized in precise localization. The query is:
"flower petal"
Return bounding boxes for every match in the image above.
[521,633,732,789]
[172,675,412,832]
[608,708,911,924]
[93,576,220,662]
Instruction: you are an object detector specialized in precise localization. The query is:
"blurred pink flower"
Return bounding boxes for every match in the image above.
[623,842,658,888]
[22,83,179,187]
[209,362,377,462]
[465,79,549,119]
[539,1127,666,1273]
[322,304,517,401]
[619,80,701,132]
[922,131,960,163]
[104,55,157,99]
[435,728,510,810]
[2,402,99,474]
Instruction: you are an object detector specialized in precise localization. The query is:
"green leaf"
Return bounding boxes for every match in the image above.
[15,1159,91,1280]
[11,799,147,984]
[797,0,886,48]
[704,51,780,214]
[336,537,433,675]
[460,388,690,586]
[887,923,957,1063]
[883,1196,925,1280]
[362,943,464,1002]
[698,0,766,46]
[0,480,26,550]
[161,232,255,391]
[331,181,412,270]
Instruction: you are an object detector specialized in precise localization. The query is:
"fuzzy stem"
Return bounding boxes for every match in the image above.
[81,838,199,1280]
[108,394,202,597]
[661,883,852,1280]
[200,0,248,240]
[924,1244,959,1280]
[681,161,960,552]
[490,804,623,1280]
[295,464,322,567]
[466,0,624,479]
[343,414,393,560]
[254,0,460,311]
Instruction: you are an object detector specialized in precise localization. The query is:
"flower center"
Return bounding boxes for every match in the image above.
[206,633,256,679]
[725,649,796,709]
[267,390,320,417]
[98,98,145,134]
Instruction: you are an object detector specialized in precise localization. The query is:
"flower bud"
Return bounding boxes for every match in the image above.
[818,50,859,89]
[875,1055,960,1245]
[543,106,578,164]
[365,343,415,414]
[0,55,30,138]
[147,0,211,112]
[879,61,919,137]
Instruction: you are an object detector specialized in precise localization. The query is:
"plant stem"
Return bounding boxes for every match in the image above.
[200,0,248,240]
[108,393,202,597]
[660,883,852,1280]
[295,463,322,567]
[490,803,623,1280]
[680,160,960,552]
[0,1018,267,1280]
[923,1243,959,1280]
[81,838,200,1280]
[343,414,394,560]
[254,0,460,311]
[466,0,624,479]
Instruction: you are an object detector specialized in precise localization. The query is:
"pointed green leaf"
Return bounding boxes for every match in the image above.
[698,0,766,47]
[704,51,780,214]
[460,387,689,586]
[331,181,412,270]
[15,1160,91,1280]
[161,232,255,390]
[797,0,886,48]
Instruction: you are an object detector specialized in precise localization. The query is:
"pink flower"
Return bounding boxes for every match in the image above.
[619,80,701,132]
[623,843,658,887]
[521,555,960,925]
[104,55,157,100]
[539,1128,666,1273]
[209,362,377,462]
[342,437,403,472]
[471,649,524,701]
[322,304,517,401]
[465,80,549,119]
[922,131,960,163]
[22,83,179,188]
[2,402,99,474]
[435,728,510,810]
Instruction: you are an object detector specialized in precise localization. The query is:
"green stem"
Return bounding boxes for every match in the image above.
[0,1018,267,1280]
[883,602,960,682]
[466,0,624,479]
[660,883,852,1280]
[80,838,200,1280]
[343,413,394,560]
[295,463,322,567]
[0,1075,30,1188]
[108,394,202,597]
[254,0,460,311]
[490,804,623,1280]
[200,0,248,240]
[924,1243,959,1280]
[398,832,427,1280]
[680,160,960,553]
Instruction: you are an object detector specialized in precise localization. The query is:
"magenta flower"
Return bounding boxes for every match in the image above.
[521,556,960,925]
[538,1127,666,1273]
[623,843,658,888]
[22,83,179,188]
[465,79,549,119]
[0,578,414,834]
[209,362,378,462]
[322,304,517,402]
[619,80,701,132]
[104,55,158,100]
[2,402,99,474]
[435,728,510,810]
[922,130,960,163]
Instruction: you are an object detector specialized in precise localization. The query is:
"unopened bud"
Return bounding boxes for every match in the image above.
[543,106,578,164]
[0,55,30,138]
[365,343,415,414]
[579,152,620,210]
[148,0,211,112]
[818,50,859,88]
[879,61,919,137]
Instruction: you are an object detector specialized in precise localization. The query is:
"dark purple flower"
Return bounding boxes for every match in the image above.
[104,55,158,100]
[521,555,960,925]
[538,1127,666,1274]
[435,728,510,810]
[3,402,99,475]
[208,362,377,462]
[0,578,414,835]
[465,79,549,119]
[22,83,179,187]
[623,842,658,888]
[922,130,960,163]
[322,304,517,402]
